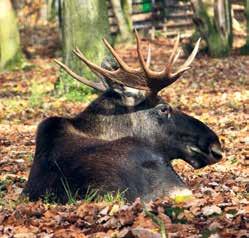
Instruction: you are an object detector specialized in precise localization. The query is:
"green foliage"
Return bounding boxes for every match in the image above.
[83,187,127,203]
[207,32,231,57]
[102,189,127,203]
[2,51,27,71]
[165,206,187,224]
[60,177,78,205]
[28,154,34,162]
[201,229,218,238]
[0,177,26,207]
[54,160,78,205]
[28,82,45,108]
[0,179,10,202]
[55,70,95,102]
[228,156,238,165]
[144,207,167,238]
[83,187,99,203]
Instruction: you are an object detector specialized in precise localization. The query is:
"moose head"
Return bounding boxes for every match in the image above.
[24,32,222,203]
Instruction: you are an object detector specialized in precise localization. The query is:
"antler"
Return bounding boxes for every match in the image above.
[134,30,201,92]
[55,31,200,93]
[54,59,107,91]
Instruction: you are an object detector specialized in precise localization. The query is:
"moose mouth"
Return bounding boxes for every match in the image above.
[186,143,222,169]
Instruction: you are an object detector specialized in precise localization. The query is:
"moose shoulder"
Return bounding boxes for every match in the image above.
[23,32,222,203]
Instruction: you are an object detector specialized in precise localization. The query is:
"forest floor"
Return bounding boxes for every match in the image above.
[0,20,249,238]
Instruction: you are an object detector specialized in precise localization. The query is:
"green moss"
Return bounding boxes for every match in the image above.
[3,50,26,71]
[207,32,230,57]
[55,70,95,102]
[240,42,249,55]
[28,82,45,108]
[192,0,232,58]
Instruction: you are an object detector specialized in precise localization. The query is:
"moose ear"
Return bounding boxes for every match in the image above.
[99,56,118,89]
[101,55,119,71]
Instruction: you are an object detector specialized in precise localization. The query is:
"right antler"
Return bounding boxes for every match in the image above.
[55,31,200,93]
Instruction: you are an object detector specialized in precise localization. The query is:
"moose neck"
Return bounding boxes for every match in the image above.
[73,90,160,141]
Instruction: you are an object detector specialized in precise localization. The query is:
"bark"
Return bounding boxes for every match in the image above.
[191,0,233,57]
[58,0,110,95]
[47,0,56,20]
[0,0,23,71]
[111,0,133,44]
[240,0,249,54]
[47,0,62,27]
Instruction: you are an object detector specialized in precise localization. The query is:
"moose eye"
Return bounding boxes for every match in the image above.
[158,105,171,115]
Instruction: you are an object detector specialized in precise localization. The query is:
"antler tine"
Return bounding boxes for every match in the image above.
[164,34,181,76]
[54,59,106,91]
[102,38,133,72]
[172,48,182,65]
[168,34,180,66]
[172,38,201,77]
[73,47,143,89]
[146,43,151,67]
[73,47,115,80]
[135,30,169,78]
[181,38,201,68]
[135,30,152,76]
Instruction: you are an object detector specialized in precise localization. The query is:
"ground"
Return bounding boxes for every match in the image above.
[0,15,249,238]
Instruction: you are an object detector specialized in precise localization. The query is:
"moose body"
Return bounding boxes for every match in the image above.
[25,119,186,202]
[24,33,222,203]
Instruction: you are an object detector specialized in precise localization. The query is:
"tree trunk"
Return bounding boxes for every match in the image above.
[240,0,249,54]
[111,0,133,44]
[58,0,110,96]
[0,0,23,71]
[191,0,233,57]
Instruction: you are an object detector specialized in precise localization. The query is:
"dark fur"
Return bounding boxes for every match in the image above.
[23,88,222,203]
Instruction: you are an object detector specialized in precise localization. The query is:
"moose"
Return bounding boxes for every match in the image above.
[23,32,222,203]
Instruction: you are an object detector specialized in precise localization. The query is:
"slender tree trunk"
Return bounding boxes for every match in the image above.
[58,0,110,95]
[191,0,233,57]
[111,0,133,44]
[240,0,249,54]
[0,0,23,71]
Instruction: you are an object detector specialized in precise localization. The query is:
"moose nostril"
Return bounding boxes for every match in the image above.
[210,143,222,160]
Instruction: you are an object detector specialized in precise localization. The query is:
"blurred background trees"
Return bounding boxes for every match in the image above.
[191,0,233,57]
[0,0,24,71]
[1,0,248,90]
[111,0,133,43]
[240,0,249,54]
